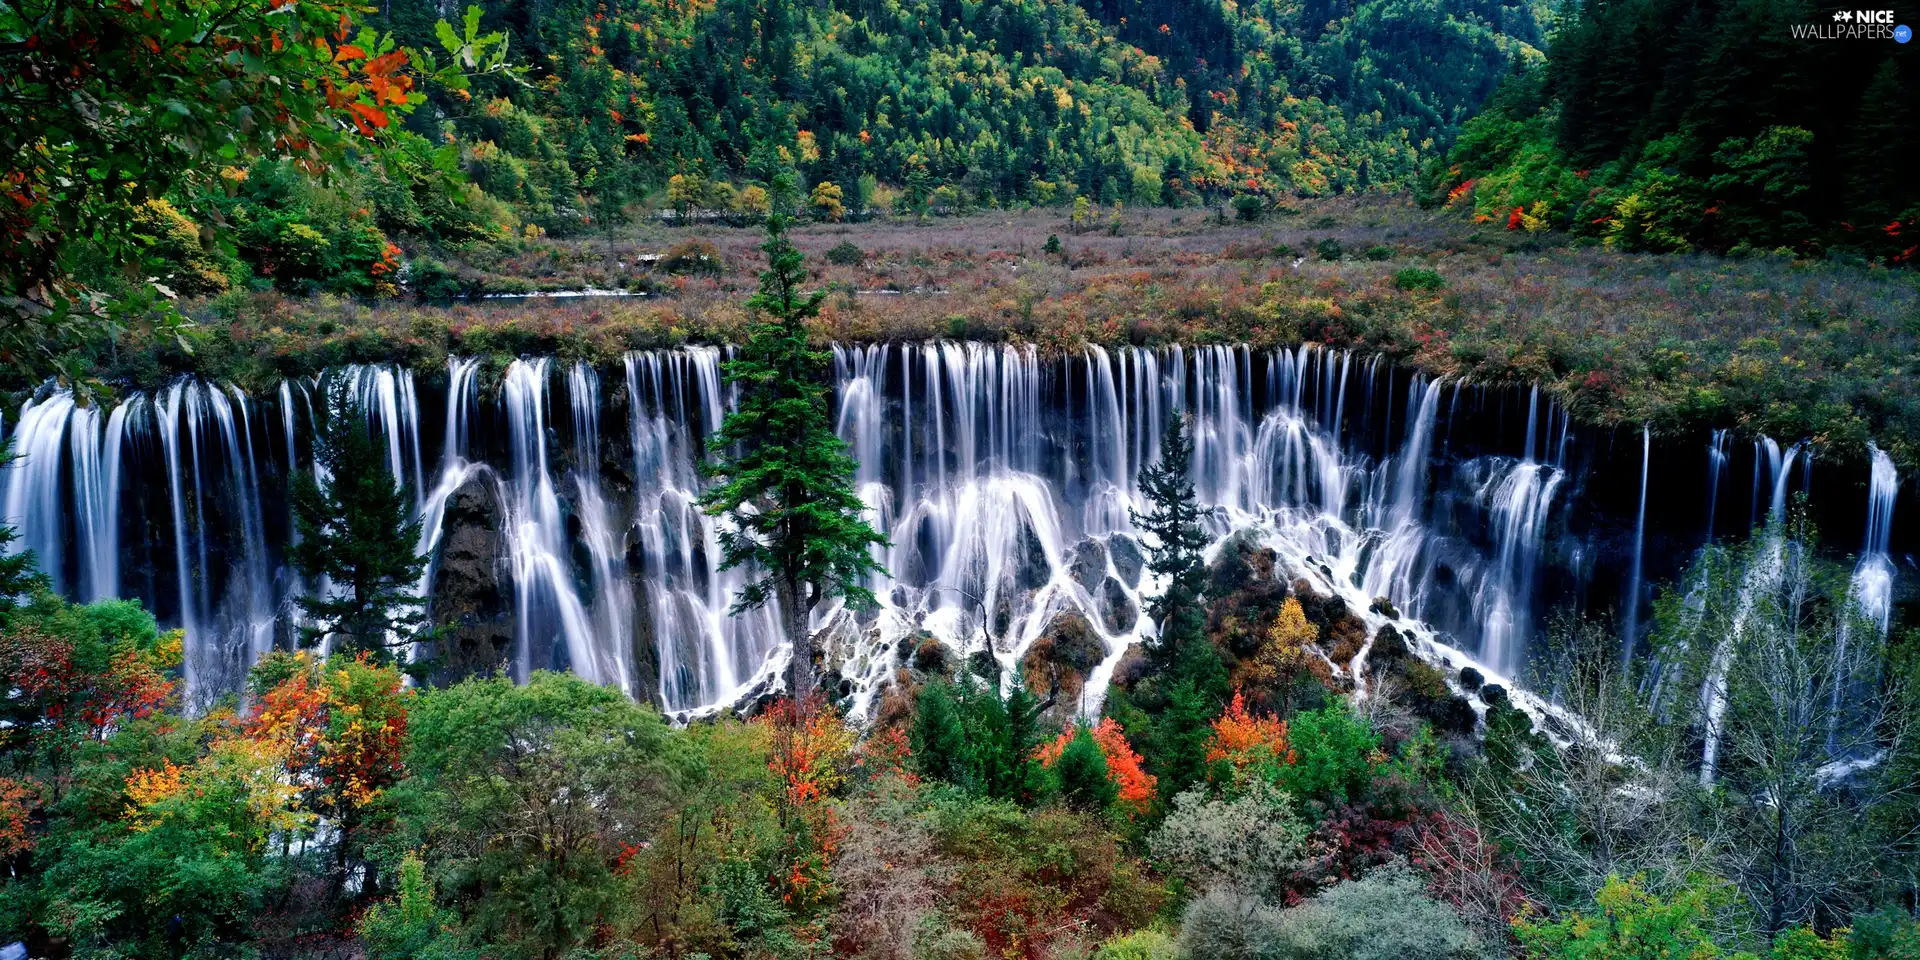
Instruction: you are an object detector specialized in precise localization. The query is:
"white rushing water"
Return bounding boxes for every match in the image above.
[0,344,1903,728]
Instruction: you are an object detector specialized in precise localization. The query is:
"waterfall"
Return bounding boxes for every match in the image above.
[4,346,1902,731]
[1851,444,1899,636]
[1622,425,1650,663]
[1470,458,1564,678]
[1705,428,1731,538]
[499,359,621,689]
[627,348,784,712]
[2,391,75,592]
[1700,435,1804,784]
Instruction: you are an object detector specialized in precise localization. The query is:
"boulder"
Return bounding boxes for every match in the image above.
[1021,609,1107,706]
[1067,538,1110,593]
[1369,625,1411,665]
[1107,534,1146,585]
[428,478,516,684]
[1098,577,1138,633]
[1459,667,1485,693]
[911,633,952,674]
[1325,613,1369,666]
[1208,529,1276,597]
[1109,645,1152,691]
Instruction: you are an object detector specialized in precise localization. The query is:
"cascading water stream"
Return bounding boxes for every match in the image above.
[499,359,623,690]
[1851,444,1899,637]
[627,348,784,712]
[3,346,1903,739]
[1622,425,1650,664]
[1699,436,1805,785]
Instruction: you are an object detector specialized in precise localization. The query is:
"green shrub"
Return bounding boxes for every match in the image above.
[1393,267,1446,291]
[130,199,236,297]
[826,240,865,265]
[1364,244,1394,261]
[407,258,465,301]
[1055,725,1117,812]
[358,854,473,960]
[1044,234,1063,254]
[1178,887,1287,960]
[1849,907,1920,960]
[1316,237,1344,261]
[1274,705,1378,804]
[1096,929,1179,960]
[1516,874,1743,960]
[914,916,987,960]
[1275,865,1489,960]
[1232,194,1266,222]
[1147,780,1313,899]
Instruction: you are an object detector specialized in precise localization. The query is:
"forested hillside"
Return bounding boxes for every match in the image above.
[361,0,1544,228]
[1431,0,1920,259]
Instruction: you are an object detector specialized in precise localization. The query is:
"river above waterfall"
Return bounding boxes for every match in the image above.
[4,343,1912,718]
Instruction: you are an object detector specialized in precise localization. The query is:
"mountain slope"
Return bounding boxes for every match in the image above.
[368,0,1543,229]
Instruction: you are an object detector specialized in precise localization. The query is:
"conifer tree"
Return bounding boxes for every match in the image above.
[289,379,430,662]
[1131,414,1230,795]
[912,679,970,784]
[909,670,1051,803]
[1133,416,1211,664]
[701,213,887,700]
[1056,725,1118,812]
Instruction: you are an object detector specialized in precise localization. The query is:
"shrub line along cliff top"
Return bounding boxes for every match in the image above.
[75,199,1920,470]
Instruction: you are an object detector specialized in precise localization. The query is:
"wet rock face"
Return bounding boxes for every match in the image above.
[428,478,515,683]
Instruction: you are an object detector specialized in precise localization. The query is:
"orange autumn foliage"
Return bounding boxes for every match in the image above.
[756,697,853,913]
[246,653,409,812]
[1205,690,1294,772]
[0,777,43,858]
[1037,718,1158,812]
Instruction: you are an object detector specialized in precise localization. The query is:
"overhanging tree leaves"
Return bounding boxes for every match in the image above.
[0,0,510,389]
[700,212,886,700]
[289,378,430,662]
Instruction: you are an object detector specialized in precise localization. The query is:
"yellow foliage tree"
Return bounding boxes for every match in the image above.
[1242,596,1317,715]
[809,181,845,221]
[735,184,771,219]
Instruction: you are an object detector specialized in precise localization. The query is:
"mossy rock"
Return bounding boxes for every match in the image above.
[1022,610,1107,704]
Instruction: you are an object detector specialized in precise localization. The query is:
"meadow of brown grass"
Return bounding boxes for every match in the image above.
[120,196,1918,467]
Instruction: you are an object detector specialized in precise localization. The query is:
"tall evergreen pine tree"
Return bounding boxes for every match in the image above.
[1132,416,1211,663]
[701,213,887,701]
[289,379,431,662]
[1129,414,1229,795]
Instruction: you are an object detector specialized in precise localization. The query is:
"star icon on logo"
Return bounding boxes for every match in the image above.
[1834,9,1852,20]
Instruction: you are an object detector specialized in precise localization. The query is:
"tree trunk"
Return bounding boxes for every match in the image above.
[1767,801,1791,937]
[785,579,814,701]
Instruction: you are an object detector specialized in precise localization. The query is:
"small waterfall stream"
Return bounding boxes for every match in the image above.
[2,343,1910,725]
